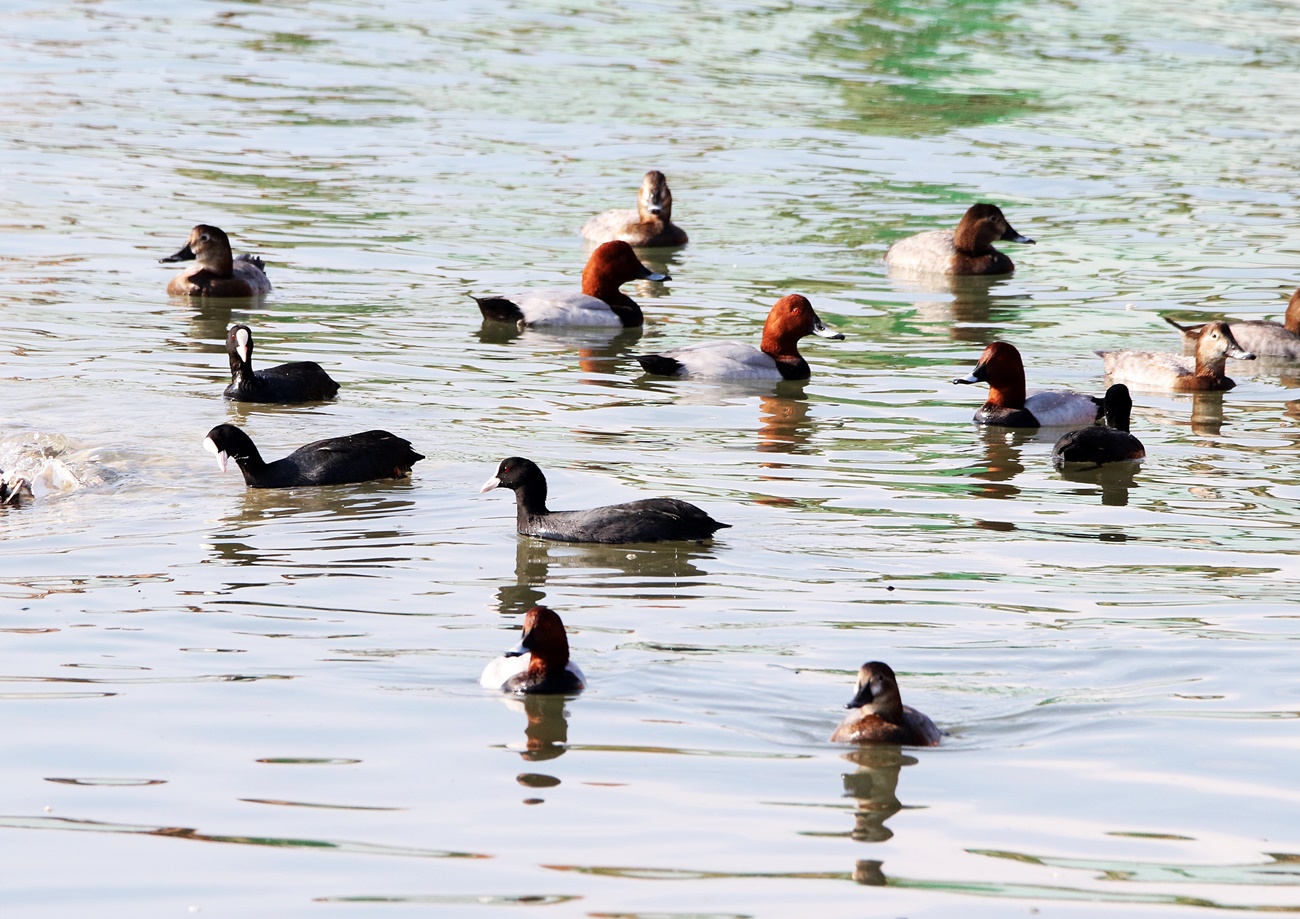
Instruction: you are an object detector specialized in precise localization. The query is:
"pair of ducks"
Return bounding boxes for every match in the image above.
[481,605,938,747]
[954,318,1264,467]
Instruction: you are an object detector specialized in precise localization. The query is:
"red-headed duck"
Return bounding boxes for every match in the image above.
[635,294,843,381]
[954,341,1102,427]
[480,605,585,695]
[1097,320,1255,392]
[1163,289,1300,360]
[831,662,940,746]
[161,225,272,297]
[203,424,422,488]
[885,203,1034,276]
[1052,384,1145,467]
[581,171,688,248]
[225,325,340,403]
[472,241,668,329]
[480,457,729,544]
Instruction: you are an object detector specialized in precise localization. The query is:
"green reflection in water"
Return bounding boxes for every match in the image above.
[807,0,1042,137]
[0,815,488,859]
[974,848,1300,885]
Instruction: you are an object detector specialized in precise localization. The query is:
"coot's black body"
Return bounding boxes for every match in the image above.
[480,457,729,544]
[1052,384,1146,468]
[224,324,340,403]
[204,424,422,488]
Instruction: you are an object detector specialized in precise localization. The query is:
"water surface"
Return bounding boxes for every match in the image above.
[3,0,1300,916]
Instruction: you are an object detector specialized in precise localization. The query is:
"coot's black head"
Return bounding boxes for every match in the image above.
[227,324,254,366]
[480,457,546,494]
[1102,383,1134,432]
[203,423,259,472]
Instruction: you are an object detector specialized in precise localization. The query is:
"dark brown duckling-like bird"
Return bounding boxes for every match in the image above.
[831,661,941,746]
[161,225,271,297]
[203,424,422,488]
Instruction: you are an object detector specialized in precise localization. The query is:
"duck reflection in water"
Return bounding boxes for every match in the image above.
[840,746,918,844]
[517,694,570,763]
[1190,391,1226,436]
[895,274,1019,344]
[757,388,815,457]
[207,490,417,566]
[494,537,714,617]
[960,425,1044,500]
[474,321,645,378]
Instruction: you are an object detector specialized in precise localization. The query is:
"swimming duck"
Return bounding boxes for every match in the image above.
[885,203,1034,276]
[1052,384,1145,467]
[1163,289,1300,359]
[635,294,843,381]
[954,341,1102,427]
[472,241,668,329]
[479,605,585,695]
[581,170,688,248]
[161,225,272,297]
[224,324,340,403]
[1097,320,1255,392]
[831,662,941,746]
[203,424,422,488]
[480,457,729,544]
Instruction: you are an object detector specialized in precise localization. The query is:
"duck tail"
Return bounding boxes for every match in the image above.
[471,294,524,324]
[634,354,684,377]
[1162,315,1195,333]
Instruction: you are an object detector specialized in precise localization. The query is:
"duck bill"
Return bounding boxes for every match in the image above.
[503,641,529,658]
[1227,345,1256,360]
[811,314,845,340]
[479,475,501,493]
[844,683,875,710]
[203,436,229,473]
[640,268,670,282]
[160,242,196,264]
[1002,225,1035,244]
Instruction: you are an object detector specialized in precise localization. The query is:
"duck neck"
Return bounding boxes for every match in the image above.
[1285,290,1300,334]
[581,273,643,326]
[984,380,1026,409]
[953,221,994,256]
[761,332,812,381]
[1194,350,1228,379]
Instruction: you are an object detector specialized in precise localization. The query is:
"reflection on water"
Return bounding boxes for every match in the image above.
[840,746,916,845]
[892,273,1024,343]
[757,390,815,457]
[1189,391,1226,436]
[960,425,1032,499]
[206,489,418,567]
[494,538,716,616]
[1057,459,1140,507]
[810,0,1040,136]
[516,694,569,764]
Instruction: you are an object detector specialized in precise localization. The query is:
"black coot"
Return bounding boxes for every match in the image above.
[204,424,422,488]
[480,457,729,544]
[1052,384,1146,467]
[224,324,340,403]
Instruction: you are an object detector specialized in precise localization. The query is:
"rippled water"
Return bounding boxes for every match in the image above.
[4,0,1300,915]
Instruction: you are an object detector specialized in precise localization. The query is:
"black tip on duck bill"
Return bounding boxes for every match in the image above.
[160,243,196,264]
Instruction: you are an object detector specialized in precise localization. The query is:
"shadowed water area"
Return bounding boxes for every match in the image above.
[3,0,1300,916]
